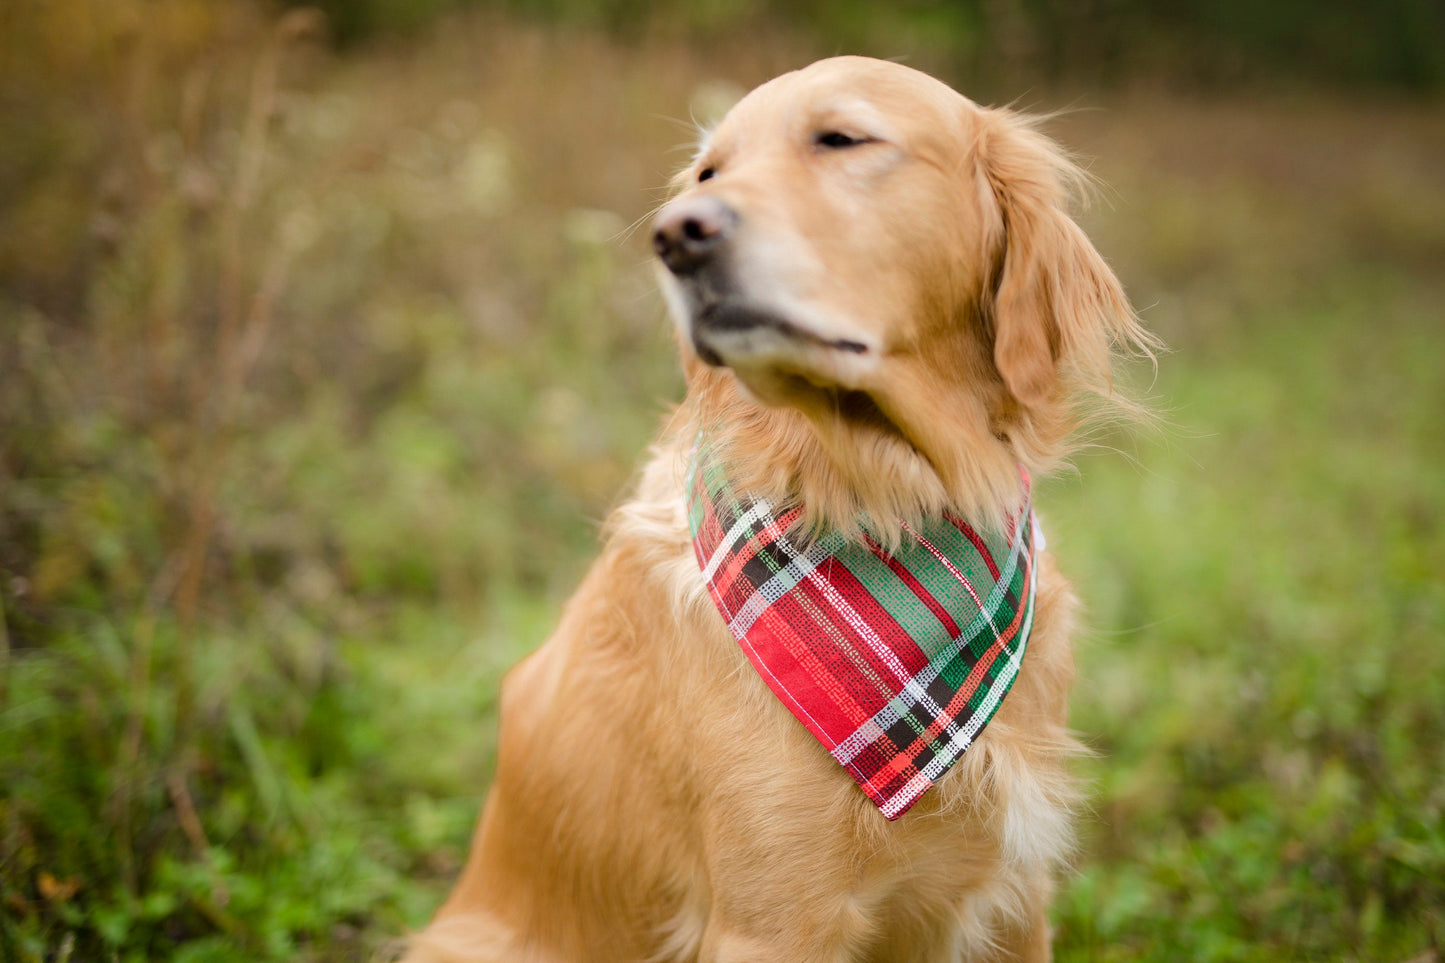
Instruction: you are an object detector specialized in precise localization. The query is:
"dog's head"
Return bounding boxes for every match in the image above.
[653,56,1154,529]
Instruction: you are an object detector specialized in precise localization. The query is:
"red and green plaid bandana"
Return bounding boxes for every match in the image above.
[686,447,1038,820]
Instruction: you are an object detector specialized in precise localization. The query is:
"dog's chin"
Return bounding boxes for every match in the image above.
[689,301,878,390]
[692,302,871,358]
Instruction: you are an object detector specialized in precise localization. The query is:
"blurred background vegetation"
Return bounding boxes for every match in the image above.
[1,1,1442,960]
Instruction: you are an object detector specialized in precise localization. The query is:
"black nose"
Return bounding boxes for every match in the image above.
[652,195,737,276]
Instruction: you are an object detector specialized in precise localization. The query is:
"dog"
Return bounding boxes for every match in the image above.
[406,55,1154,963]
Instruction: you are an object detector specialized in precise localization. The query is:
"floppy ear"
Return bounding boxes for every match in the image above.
[976,108,1145,412]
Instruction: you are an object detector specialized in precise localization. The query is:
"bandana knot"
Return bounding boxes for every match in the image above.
[686,447,1039,819]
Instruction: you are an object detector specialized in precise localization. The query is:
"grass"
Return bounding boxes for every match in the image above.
[1,3,1442,961]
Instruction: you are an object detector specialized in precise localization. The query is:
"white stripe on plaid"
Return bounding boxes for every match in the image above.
[725,534,839,635]
[757,524,960,726]
[704,497,921,709]
[700,498,774,584]
[707,498,862,754]
[876,531,1039,818]
[708,498,964,750]
[830,495,1033,768]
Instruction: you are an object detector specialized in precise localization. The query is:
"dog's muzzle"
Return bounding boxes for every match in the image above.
[652,194,737,278]
[652,194,873,370]
[653,194,748,365]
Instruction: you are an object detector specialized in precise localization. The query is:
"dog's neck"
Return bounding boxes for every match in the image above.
[678,364,1026,545]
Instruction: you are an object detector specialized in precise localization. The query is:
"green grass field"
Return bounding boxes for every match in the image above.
[2,5,1442,961]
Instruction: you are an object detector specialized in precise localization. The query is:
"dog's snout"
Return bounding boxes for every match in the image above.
[652,196,737,276]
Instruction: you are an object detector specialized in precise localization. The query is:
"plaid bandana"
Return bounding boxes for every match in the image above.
[686,446,1038,819]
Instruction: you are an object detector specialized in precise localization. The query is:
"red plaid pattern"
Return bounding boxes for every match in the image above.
[687,448,1038,819]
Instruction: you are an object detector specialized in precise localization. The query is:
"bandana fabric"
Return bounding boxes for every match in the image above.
[686,448,1038,820]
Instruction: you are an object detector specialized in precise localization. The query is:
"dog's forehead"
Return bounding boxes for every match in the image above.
[712,57,970,147]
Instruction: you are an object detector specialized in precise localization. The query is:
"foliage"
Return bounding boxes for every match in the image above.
[293,0,1445,92]
[1040,99,1445,959]
[1,3,679,959]
[2,2,1443,961]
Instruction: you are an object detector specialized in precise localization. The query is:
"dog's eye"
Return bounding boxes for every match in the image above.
[815,131,866,149]
[698,167,716,182]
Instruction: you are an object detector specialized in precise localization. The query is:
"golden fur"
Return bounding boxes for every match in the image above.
[405,56,1154,962]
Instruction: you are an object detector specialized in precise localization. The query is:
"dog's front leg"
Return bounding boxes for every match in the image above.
[989,891,1053,963]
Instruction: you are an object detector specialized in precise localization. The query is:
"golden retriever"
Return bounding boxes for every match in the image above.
[406,55,1153,963]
